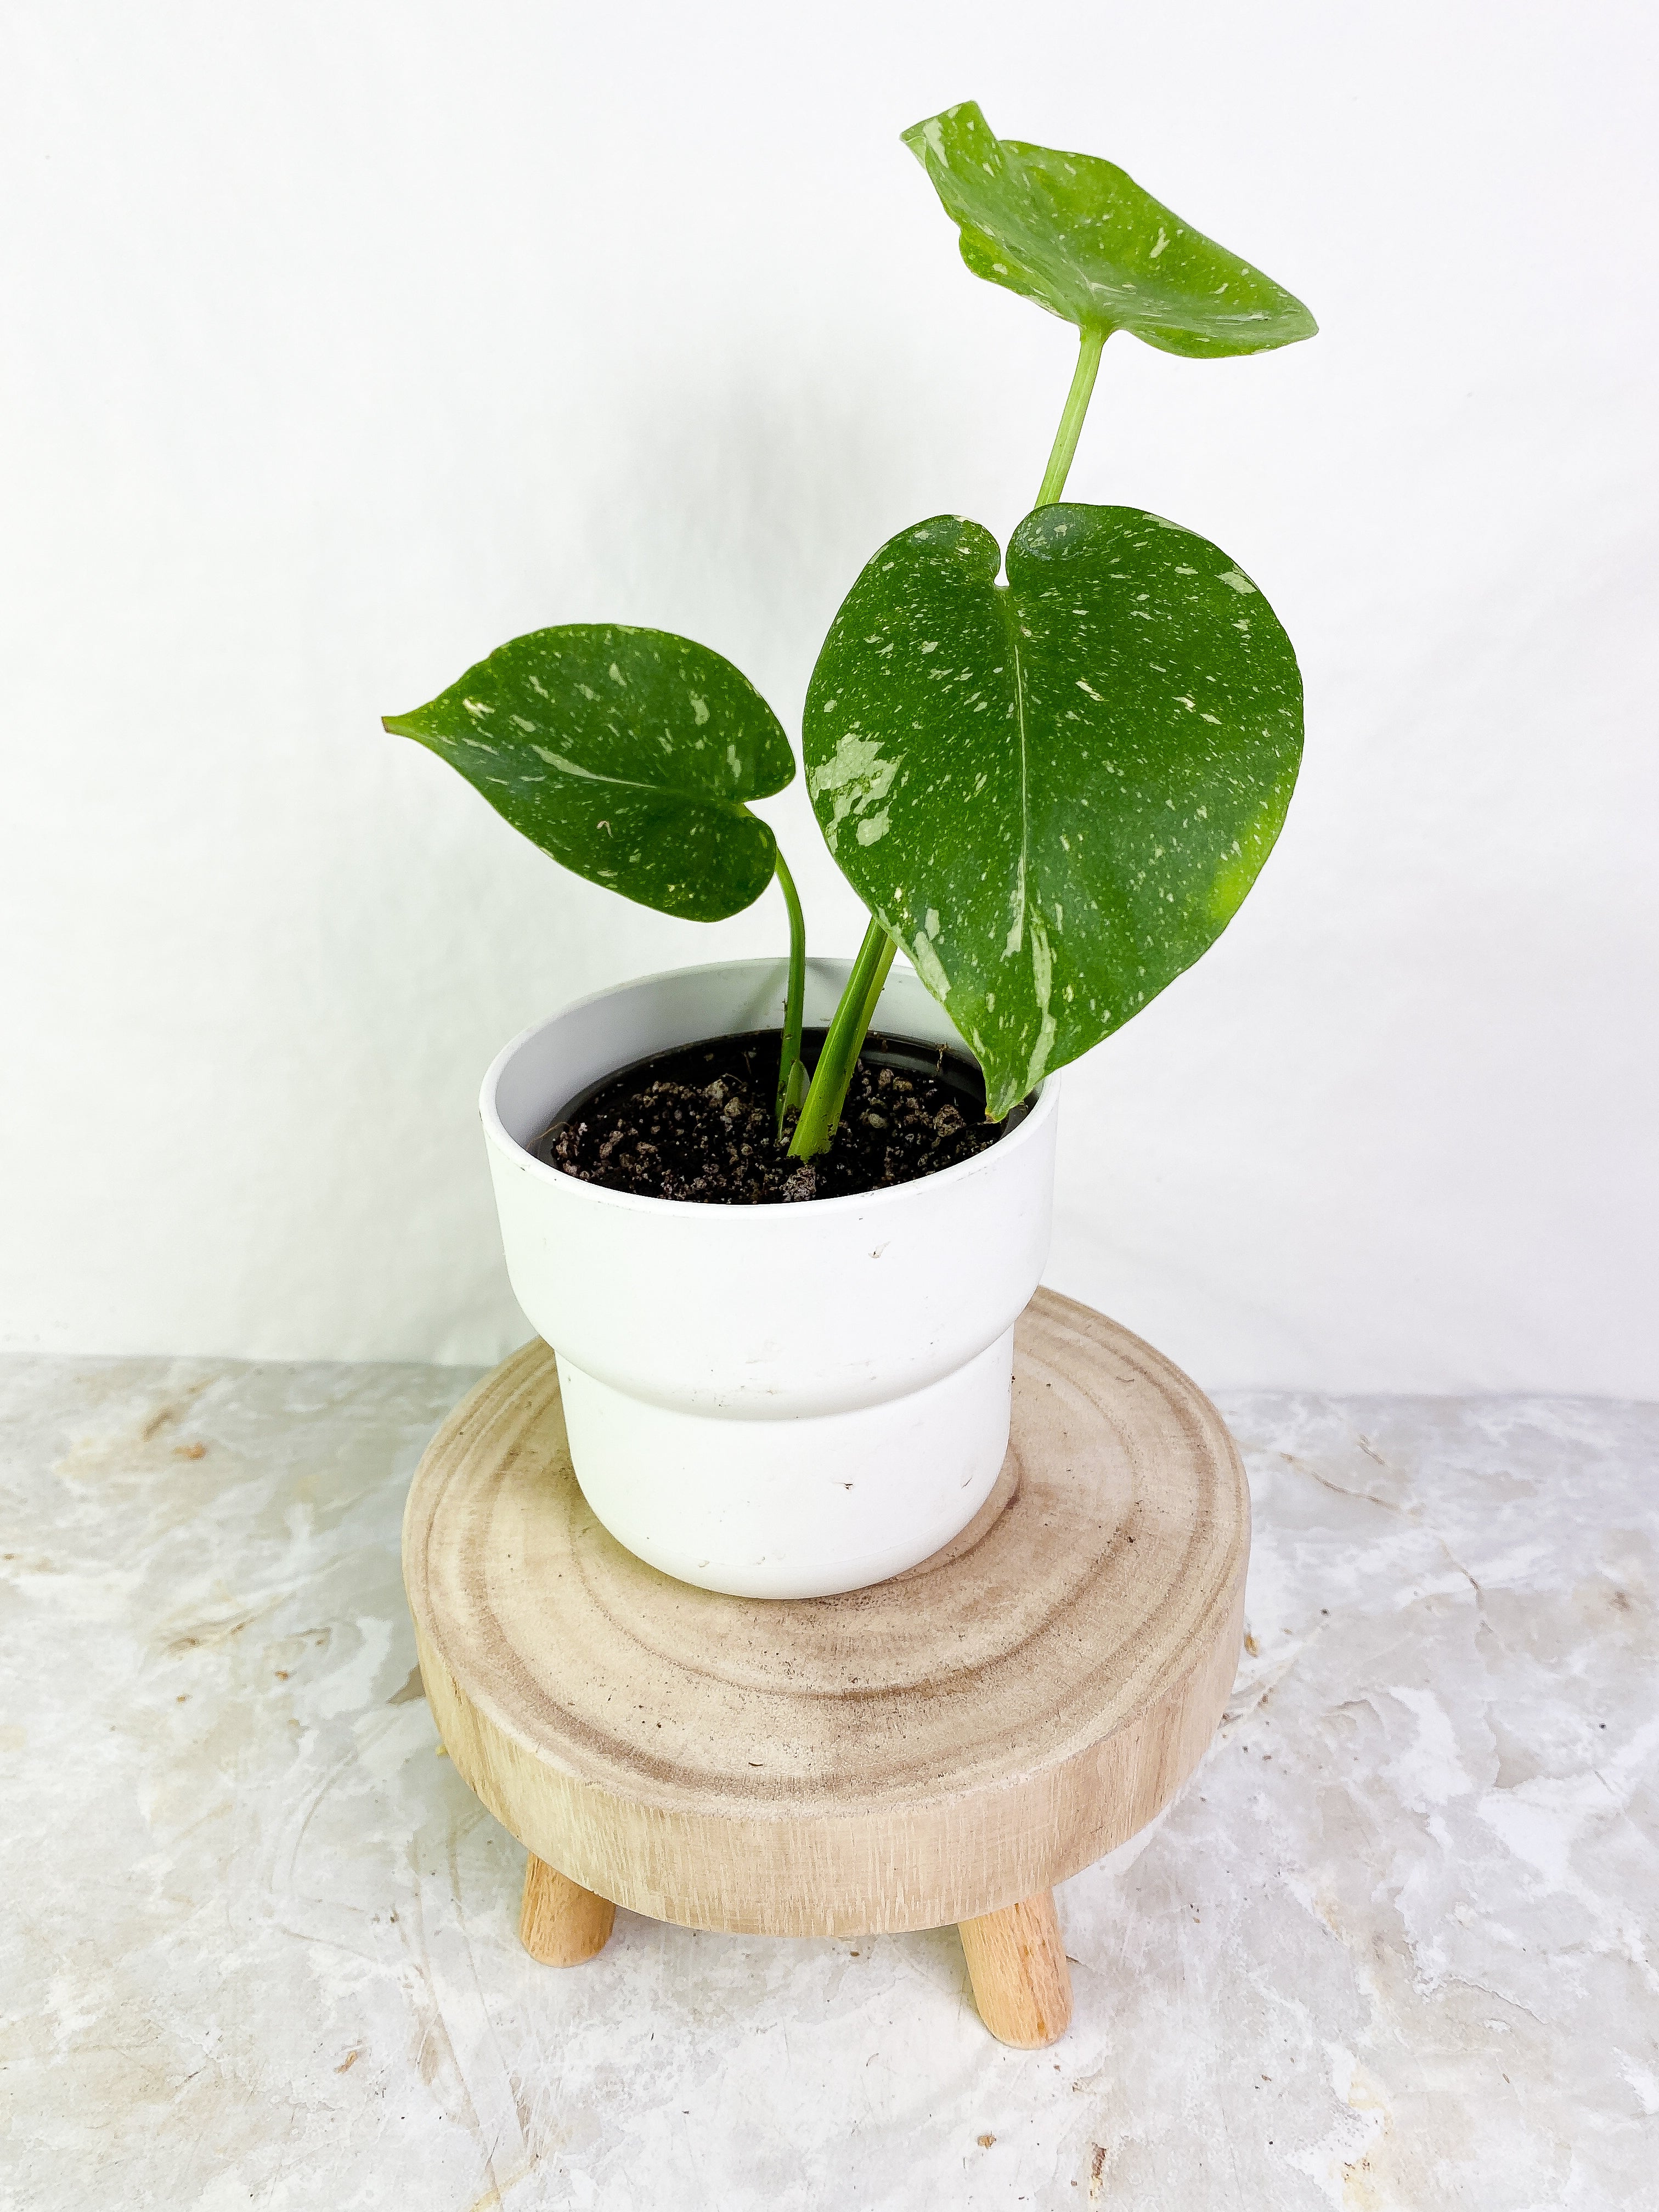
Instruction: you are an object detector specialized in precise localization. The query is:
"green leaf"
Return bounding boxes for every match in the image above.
[903,101,1316,358]
[804,506,1302,1117]
[385,625,794,921]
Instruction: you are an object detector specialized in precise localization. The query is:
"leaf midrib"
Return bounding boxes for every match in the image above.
[392,717,754,811]
[995,581,1032,964]
[529,758,748,808]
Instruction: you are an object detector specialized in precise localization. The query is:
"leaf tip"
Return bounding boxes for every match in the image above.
[982,1077,1024,1124]
[900,99,985,167]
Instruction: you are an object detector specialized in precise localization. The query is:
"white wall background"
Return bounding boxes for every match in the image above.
[3,1,1655,1392]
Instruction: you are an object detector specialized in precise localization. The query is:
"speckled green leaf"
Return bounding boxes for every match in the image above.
[903,101,1316,359]
[804,506,1302,1116]
[385,625,794,921]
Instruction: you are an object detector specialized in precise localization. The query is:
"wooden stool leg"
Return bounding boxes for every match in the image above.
[958,1890,1073,2047]
[519,1852,616,1965]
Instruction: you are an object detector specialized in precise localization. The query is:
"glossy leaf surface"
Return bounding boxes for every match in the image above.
[386,625,793,921]
[805,506,1302,1116]
[903,101,1316,358]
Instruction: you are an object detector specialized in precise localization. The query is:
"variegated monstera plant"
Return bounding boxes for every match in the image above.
[386,102,1315,1149]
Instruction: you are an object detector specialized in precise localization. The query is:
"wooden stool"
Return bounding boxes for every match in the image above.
[403,1288,1248,2048]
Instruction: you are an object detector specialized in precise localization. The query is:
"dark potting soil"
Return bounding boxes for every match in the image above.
[532,1029,1025,1204]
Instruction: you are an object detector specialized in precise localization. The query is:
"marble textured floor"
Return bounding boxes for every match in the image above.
[1,1354,1655,2211]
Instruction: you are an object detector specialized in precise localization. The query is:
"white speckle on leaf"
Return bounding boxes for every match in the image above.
[855,810,889,845]
[461,697,493,718]
[690,693,709,725]
[1076,679,1104,702]
[1003,851,1026,959]
[1025,916,1057,1091]
[924,908,940,939]
[807,732,898,854]
[532,744,601,780]
[1218,569,1256,594]
[1150,227,1169,258]
[608,663,626,684]
[911,928,950,997]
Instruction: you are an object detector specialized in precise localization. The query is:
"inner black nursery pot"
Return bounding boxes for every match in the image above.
[535,1029,1029,1205]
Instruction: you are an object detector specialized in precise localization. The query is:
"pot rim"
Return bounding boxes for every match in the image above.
[479,953,1060,1220]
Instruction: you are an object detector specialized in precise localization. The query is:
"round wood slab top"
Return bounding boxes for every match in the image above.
[403,1288,1249,1936]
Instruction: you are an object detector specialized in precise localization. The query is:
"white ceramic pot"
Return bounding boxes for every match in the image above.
[481,957,1058,1599]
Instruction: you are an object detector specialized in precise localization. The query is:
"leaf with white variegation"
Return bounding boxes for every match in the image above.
[385,625,794,921]
[804,505,1302,1118]
[903,101,1316,359]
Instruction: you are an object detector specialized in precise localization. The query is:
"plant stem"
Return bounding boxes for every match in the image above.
[788,914,896,1161]
[772,847,808,1137]
[854,926,897,1043]
[1035,324,1107,507]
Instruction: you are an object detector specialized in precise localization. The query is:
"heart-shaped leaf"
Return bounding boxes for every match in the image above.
[386,625,794,921]
[804,505,1302,1116]
[904,102,1316,359]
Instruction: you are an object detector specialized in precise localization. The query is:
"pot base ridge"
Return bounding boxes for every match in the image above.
[555,1326,1014,1600]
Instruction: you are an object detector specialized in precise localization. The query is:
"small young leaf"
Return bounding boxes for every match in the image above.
[804,506,1302,1118]
[385,625,794,921]
[903,102,1316,359]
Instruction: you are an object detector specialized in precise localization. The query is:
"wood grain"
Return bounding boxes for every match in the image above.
[958,1892,1074,2049]
[519,1853,616,1965]
[404,1288,1249,1936]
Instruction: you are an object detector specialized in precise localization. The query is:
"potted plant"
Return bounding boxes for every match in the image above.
[385,101,1314,1600]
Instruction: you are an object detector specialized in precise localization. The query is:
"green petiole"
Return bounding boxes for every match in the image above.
[772,846,808,1137]
[853,924,898,1045]
[787,914,897,1160]
[1034,324,1107,508]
